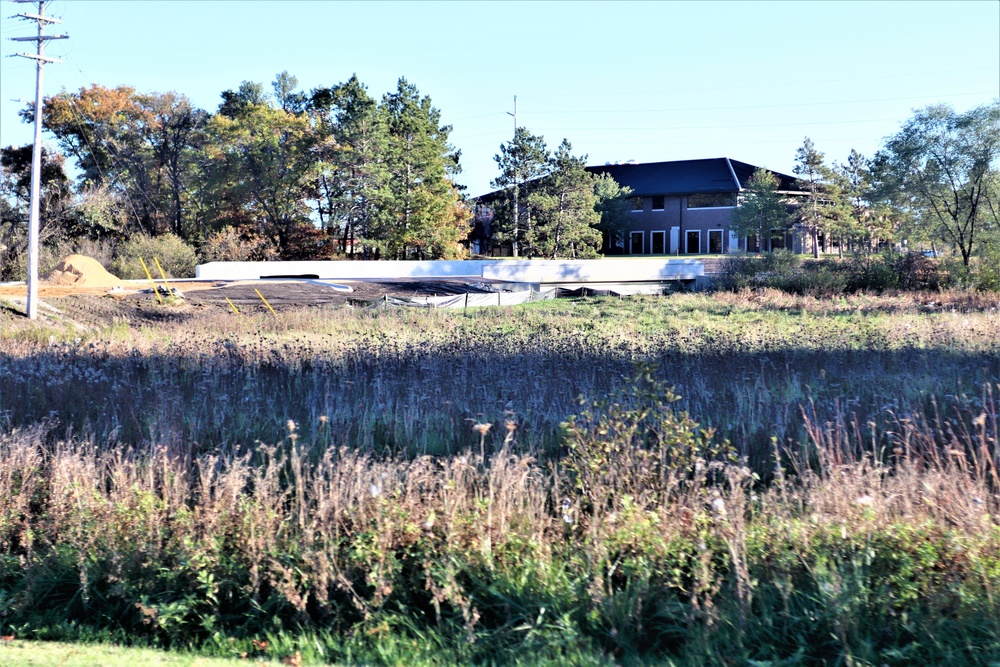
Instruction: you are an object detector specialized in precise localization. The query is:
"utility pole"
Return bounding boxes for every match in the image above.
[506,95,518,257]
[10,0,67,320]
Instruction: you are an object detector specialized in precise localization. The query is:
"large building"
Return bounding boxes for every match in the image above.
[588,158,803,255]
[472,157,806,256]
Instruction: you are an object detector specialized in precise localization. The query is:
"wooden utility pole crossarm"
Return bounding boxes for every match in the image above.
[8,0,68,319]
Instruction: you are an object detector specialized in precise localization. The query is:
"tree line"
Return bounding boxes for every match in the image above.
[732,101,1000,269]
[1,84,996,281]
[0,72,471,279]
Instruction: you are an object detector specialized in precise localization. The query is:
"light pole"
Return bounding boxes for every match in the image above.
[506,95,518,257]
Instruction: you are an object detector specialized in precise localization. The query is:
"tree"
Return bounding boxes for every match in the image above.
[34,85,207,238]
[0,145,73,280]
[792,137,832,258]
[203,91,319,255]
[729,168,788,252]
[377,78,465,259]
[148,92,209,236]
[872,101,1000,267]
[272,71,307,114]
[792,137,851,258]
[309,75,389,255]
[829,149,897,255]
[491,127,550,256]
[527,140,602,258]
[592,172,632,254]
[217,81,268,119]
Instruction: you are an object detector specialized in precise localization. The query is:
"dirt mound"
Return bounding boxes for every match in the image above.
[45,255,123,288]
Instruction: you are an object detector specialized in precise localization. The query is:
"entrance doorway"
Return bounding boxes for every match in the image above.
[651,230,665,254]
[685,230,701,254]
[630,231,644,255]
[708,230,723,254]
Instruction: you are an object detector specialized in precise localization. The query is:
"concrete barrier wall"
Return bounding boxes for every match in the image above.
[196,259,704,282]
[196,260,488,280]
[481,259,702,282]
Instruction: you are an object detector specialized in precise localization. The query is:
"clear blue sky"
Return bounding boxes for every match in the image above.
[2,1,998,197]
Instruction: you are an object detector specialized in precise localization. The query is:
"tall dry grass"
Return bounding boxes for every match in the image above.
[1,291,998,664]
[0,376,997,664]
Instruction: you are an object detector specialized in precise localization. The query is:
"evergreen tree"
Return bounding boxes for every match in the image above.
[793,137,842,258]
[217,81,268,119]
[833,149,895,255]
[378,78,465,259]
[527,140,602,258]
[272,71,307,114]
[309,75,389,255]
[729,168,788,252]
[491,127,550,256]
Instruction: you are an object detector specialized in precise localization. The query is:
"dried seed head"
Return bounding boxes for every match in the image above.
[318,415,328,425]
[286,420,297,434]
[472,423,492,436]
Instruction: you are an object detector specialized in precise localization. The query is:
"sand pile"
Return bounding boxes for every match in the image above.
[45,254,123,288]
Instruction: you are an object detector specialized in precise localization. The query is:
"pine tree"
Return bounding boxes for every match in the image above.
[491,128,550,257]
[793,137,842,258]
[729,168,787,252]
[309,75,389,256]
[378,78,464,259]
[527,140,602,258]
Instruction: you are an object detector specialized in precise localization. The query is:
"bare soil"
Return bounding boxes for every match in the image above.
[0,277,506,332]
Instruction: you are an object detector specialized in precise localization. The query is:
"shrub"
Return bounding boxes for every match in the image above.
[714,253,757,291]
[199,226,279,263]
[846,249,949,292]
[972,241,1000,292]
[281,223,337,260]
[720,250,954,295]
[716,251,802,291]
[112,233,198,279]
[560,364,736,509]
[773,260,848,295]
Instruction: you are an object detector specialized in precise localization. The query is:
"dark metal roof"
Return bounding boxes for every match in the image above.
[727,158,800,192]
[586,158,800,196]
[474,157,802,202]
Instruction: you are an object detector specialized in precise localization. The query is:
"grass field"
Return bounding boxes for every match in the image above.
[1,289,998,665]
[0,639,283,666]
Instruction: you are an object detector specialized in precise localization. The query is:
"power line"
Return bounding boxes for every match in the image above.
[521,66,1000,101]
[524,91,997,116]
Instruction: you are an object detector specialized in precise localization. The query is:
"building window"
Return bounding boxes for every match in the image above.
[651,195,664,210]
[687,193,736,208]
[631,197,644,211]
